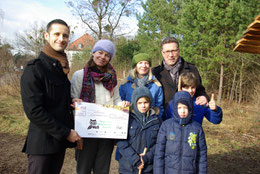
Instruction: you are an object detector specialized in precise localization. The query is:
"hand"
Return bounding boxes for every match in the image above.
[195,96,208,106]
[137,162,144,170]
[121,100,130,108]
[70,98,83,108]
[66,129,81,143]
[208,94,217,111]
[139,152,145,157]
[77,138,83,150]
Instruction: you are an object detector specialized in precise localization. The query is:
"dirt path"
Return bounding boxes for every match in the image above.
[1,132,259,174]
[0,133,118,174]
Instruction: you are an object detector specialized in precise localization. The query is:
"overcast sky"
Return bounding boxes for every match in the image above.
[0,0,138,44]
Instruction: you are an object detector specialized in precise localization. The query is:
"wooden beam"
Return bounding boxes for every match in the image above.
[243,27,260,36]
[248,20,260,29]
[255,14,260,21]
[234,14,260,54]
[236,38,260,46]
[234,43,260,54]
[244,34,260,41]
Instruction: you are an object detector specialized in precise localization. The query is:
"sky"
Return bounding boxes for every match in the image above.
[0,0,139,44]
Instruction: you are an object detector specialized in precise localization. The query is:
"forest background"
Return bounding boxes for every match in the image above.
[0,0,259,173]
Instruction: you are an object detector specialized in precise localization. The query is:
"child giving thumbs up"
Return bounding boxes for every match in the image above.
[169,71,223,125]
[209,94,217,111]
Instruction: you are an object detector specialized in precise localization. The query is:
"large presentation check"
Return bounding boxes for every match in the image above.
[75,102,129,139]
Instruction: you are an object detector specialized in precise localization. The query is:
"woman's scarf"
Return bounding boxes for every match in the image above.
[80,63,117,103]
[42,42,70,74]
[134,74,149,87]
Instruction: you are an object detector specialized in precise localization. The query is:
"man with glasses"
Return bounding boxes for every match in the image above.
[152,37,209,119]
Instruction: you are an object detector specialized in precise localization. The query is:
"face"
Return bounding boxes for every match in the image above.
[181,86,196,97]
[136,61,150,78]
[136,97,150,114]
[93,50,110,68]
[44,24,69,52]
[161,42,180,66]
[177,103,189,118]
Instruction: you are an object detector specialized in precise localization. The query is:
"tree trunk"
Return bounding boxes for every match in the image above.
[229,70,237,101]
[217,62,224,103]
[239,56,244,104]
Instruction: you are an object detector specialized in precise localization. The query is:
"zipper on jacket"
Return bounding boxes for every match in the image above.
[179,124,185,173]
[132,114,159,148]
[144,117,158,128]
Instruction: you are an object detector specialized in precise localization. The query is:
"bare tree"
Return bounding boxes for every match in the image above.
[0,43,13,71]
[66,0,140,40]
[15,22,46,57]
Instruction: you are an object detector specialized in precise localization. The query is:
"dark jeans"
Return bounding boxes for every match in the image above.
[75,138,114,174]
[28,150,65,174]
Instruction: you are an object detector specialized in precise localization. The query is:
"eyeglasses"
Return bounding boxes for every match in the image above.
[162,49,179,55]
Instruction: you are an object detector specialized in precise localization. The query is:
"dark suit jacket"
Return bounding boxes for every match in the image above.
[20,52,75,155]
[152,57,209,109]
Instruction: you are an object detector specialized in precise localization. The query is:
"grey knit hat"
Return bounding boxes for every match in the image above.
[92,39,116,60]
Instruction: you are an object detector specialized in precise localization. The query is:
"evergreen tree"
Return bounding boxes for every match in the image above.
[136,0,182,63]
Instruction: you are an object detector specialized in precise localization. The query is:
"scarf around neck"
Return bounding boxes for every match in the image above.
[80,63,117,103]
[134,74,149,87]
[163,57,182,85]
[42,42,70,74]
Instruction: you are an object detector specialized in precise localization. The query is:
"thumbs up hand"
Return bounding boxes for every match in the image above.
[209,94,217,111]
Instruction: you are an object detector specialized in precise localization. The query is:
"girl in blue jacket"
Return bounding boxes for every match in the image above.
[165,71,223,125]
[154,91,207,174]
[117,86,162,174]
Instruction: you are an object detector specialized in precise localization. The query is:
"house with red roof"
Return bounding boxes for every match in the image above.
[66,33,95,64]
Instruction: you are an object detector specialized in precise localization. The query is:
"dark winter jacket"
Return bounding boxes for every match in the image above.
[152,57,209,110]
[117,87,162,174]
[119,69,164,119]
[20,52,75,155]
[166,96,223,125]
[154,91,207,174]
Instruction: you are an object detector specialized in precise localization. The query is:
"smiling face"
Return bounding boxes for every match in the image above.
[177,103,189,118]
[136,61,150,78]
[92,50,110,69]
[161,42,180,66]
[44,23,69,52]
[136,97,150,114]
[181,86,196,97]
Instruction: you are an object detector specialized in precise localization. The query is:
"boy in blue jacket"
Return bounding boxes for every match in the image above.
[117,86,162,174]
[154,91,207,174]
[166,71,223,125]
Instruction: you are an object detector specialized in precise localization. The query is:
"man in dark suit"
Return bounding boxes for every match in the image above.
[20,19,81,174]
[152,37,209,119]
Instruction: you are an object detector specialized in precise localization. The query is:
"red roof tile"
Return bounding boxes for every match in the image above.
[68,33,95,50]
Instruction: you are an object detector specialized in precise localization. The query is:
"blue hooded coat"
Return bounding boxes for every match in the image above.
[117,87,162,174]
[154,91,207,174]
[165,96,223,125]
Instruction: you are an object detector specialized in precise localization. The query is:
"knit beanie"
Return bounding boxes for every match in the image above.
[131,53,152,68]
[92,39,115,60]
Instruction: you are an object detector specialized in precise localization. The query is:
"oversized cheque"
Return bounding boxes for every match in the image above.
[75,102,129,139]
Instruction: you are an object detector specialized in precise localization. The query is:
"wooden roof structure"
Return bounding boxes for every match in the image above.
[234,14,260,54]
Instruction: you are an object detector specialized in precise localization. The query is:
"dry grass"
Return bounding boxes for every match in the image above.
[204,101,260,174]
[0,91,29,136]
[0,75,259,173]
